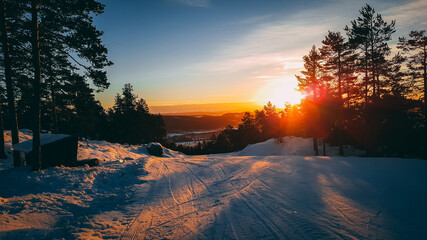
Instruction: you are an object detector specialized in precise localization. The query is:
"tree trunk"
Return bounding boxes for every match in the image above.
[423,44,426,120]
[313,137,318,156]
[0,103,7,159]
[364,45,370,154]
[423,44,426,158]
[50,80,59,134]
[322,139,326,156]
[376,71,380,98]
[338,49,343,156]
[31,0,42,171]
[0,0,20,166]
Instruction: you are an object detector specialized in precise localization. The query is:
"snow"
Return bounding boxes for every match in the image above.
[235,136,365,156]
[12,134,71,153]
[1,132,426,239]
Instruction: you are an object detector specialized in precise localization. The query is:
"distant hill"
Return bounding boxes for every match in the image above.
[150,102,262,116]
[163,113,244,133]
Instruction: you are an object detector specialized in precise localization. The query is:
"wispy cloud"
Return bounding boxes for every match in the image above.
[194,1,359,76]
[174,0,210,7]
[197,20,332,75]
[383,0,427,31]
[197,0,426,77]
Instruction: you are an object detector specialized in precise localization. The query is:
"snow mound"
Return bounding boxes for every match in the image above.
[235,136,364,156]
[127,142,182,158]
[77,141,182,162]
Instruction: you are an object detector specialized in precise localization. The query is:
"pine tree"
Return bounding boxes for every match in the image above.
[3,0,112,135]
[345,4,396,155]
[236,112,260,148]
[398,30,427,118]
[0,93,6,159]
[320,31,350,155]
[0,0,20,166]
[108,84,166,145]
[31,0,42,171]
[68,74,105,138]
[296,45,326,155]
[384,53,409,97]
[345,4,395,103]
[296,46,325,99]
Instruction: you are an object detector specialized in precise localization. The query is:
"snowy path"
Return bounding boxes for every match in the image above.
[119,155,427,239]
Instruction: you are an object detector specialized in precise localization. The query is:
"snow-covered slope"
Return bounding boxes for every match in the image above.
[1,132,426,239]
[235,136,365,156]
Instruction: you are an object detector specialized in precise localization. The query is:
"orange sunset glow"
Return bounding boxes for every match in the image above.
[255,77,303,106]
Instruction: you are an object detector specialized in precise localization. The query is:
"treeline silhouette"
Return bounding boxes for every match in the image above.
[170,4,427,158]
[0,0,165,170]
[102,83,166,145]
[167,102,299,155]
[163,113,243,133]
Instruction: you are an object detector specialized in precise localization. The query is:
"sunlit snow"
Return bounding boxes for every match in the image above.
[0,131,426,239]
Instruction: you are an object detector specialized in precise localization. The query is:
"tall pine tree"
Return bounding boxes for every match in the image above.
[398,30,427,118]
[0,0,20,165]
[296,45,326,155]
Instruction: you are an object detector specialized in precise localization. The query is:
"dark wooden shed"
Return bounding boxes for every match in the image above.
[13,134,78,169]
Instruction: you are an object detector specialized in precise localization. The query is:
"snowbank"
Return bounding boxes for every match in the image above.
[1,131,181,171]
[0,131,183,238]
[235,136,364,156]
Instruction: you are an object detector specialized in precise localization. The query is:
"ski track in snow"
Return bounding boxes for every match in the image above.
[118,155,427,240]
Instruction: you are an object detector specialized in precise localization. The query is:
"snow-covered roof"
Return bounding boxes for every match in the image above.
[12,134,72,153]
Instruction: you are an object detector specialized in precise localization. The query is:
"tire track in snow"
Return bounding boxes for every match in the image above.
[121,157,219,239]
[163,163,182,206]
[120,155,398,239]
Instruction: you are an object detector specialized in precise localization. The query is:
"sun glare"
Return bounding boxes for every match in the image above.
[255,78,303,106]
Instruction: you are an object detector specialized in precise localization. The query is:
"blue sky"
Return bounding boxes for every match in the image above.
[94,0,427,109]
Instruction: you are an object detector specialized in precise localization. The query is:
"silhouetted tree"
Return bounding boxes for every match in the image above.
[398,30,427,118]
[346,4,395,101]
[0,0,20,165]
[320,31,350,155]
[0,93,6,159]
[107,84,166,145]
[30,0,42,171]
[345,4,396,155]
[296,45,327,155]
[236,112,261,149]
[254,102,280,140]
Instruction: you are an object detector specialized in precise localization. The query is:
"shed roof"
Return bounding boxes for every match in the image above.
[12,134,72,153]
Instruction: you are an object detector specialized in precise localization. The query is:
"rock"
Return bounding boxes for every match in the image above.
[147,143,163,156]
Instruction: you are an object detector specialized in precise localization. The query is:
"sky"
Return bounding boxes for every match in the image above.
[94,0,427,112]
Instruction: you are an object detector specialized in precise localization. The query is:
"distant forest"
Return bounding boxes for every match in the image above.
[170,4,427,158]
[0,1,426,167]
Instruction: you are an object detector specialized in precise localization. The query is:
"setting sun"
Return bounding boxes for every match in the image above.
[255,77,303,106]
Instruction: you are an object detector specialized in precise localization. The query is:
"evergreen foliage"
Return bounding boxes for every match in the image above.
[104,84,166,145]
